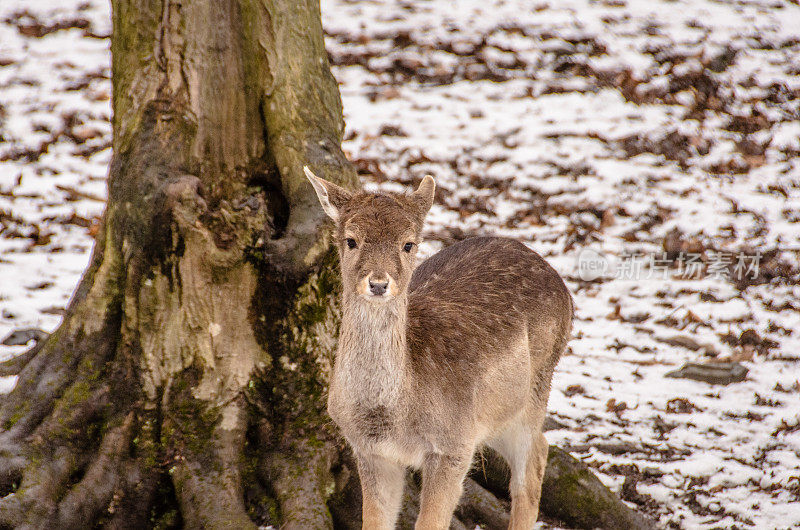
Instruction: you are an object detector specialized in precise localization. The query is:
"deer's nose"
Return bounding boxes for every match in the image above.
[368,279,388,296]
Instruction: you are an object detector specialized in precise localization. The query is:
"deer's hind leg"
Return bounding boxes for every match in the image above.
[510,428,548,529]
[487,410,548,529]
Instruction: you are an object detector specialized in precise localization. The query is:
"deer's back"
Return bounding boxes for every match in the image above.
[407,237,572,392]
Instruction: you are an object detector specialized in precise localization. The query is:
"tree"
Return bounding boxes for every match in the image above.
[0,1,653,528]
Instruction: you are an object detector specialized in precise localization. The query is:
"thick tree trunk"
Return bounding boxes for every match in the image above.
[1,0,353,527]
[0,1,653,528]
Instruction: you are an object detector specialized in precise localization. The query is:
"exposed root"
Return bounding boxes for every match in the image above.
[172,459,256,530]
[103,462,160,530]
[0,410,136,530]
[0,345,61,435]
[171,403,256,530]
[541,445,655,529]
[327,449,363,529]
[472,446,656,530]
[0,342,43,377]
[262,440,337,530]
[455,478,510,530]
[0,349,87,444]
[27,384,110,447]
[0,446,83,529]
[51,413,134,528]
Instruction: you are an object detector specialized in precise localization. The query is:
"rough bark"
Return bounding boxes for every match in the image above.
[0,0,654,528]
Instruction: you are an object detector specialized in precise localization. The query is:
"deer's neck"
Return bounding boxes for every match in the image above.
[337,294,409,408]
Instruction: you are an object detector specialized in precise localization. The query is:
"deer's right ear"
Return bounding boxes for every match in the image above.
[304,166,352,222]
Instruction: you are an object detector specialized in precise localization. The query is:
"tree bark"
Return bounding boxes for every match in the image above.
[0,1,653,528]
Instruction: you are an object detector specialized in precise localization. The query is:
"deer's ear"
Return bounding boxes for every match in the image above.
[304,166,352,222]
[412,175,435,217]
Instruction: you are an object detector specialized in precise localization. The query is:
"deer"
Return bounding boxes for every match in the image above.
[305,166,573,530]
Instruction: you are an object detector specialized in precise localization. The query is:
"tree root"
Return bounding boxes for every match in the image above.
[0,446,81,528]
[2,401,260,529]
[472,446,656,530]
[170,402,256,530]
[103,463,160,530]
[0,342,43,377]
[27,384,110,448]
[0,413,147,529]
[0,344,65,437]
[51,413,133,528]
[455,477,510,529]
[261,439,337,530]
[327,443,655,529]
[172,460,257,530]
[0,340,108,445]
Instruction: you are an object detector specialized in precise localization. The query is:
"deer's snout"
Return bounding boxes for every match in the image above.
[358,272,397,299]
[368,279,389,296]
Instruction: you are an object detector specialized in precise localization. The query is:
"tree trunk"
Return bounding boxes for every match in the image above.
[1,0,353,527]
[0,1,653,528]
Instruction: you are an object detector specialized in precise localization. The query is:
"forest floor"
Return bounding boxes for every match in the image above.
[1,0,799,528]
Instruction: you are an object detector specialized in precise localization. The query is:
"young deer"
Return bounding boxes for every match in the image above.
[305,167,573,530]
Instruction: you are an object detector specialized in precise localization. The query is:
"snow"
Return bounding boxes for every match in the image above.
[1,0,799,528]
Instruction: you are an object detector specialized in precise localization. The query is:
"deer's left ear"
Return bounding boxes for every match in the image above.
[412,175,435,217]
[304,166,353,222]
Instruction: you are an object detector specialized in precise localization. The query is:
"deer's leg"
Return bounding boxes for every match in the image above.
[487,413,548,529]
[415,451,473,530]
[356,452,406,530]
[507,429,548,529]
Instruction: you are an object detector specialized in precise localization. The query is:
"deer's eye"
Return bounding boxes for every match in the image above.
[346,238,357,249]
[403,242,414,253]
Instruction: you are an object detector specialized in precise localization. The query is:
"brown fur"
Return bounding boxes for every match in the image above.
[304,167,573,529]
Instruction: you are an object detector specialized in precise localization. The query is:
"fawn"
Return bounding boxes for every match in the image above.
[305,167,573,530]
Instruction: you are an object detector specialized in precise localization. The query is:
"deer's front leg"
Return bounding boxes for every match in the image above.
[356,452,406,530]
[415,451,473,530]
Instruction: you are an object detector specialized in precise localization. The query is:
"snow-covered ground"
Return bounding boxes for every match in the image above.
[1,0,799,528]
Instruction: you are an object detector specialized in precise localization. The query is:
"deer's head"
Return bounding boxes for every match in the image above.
[305,167,435,302]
